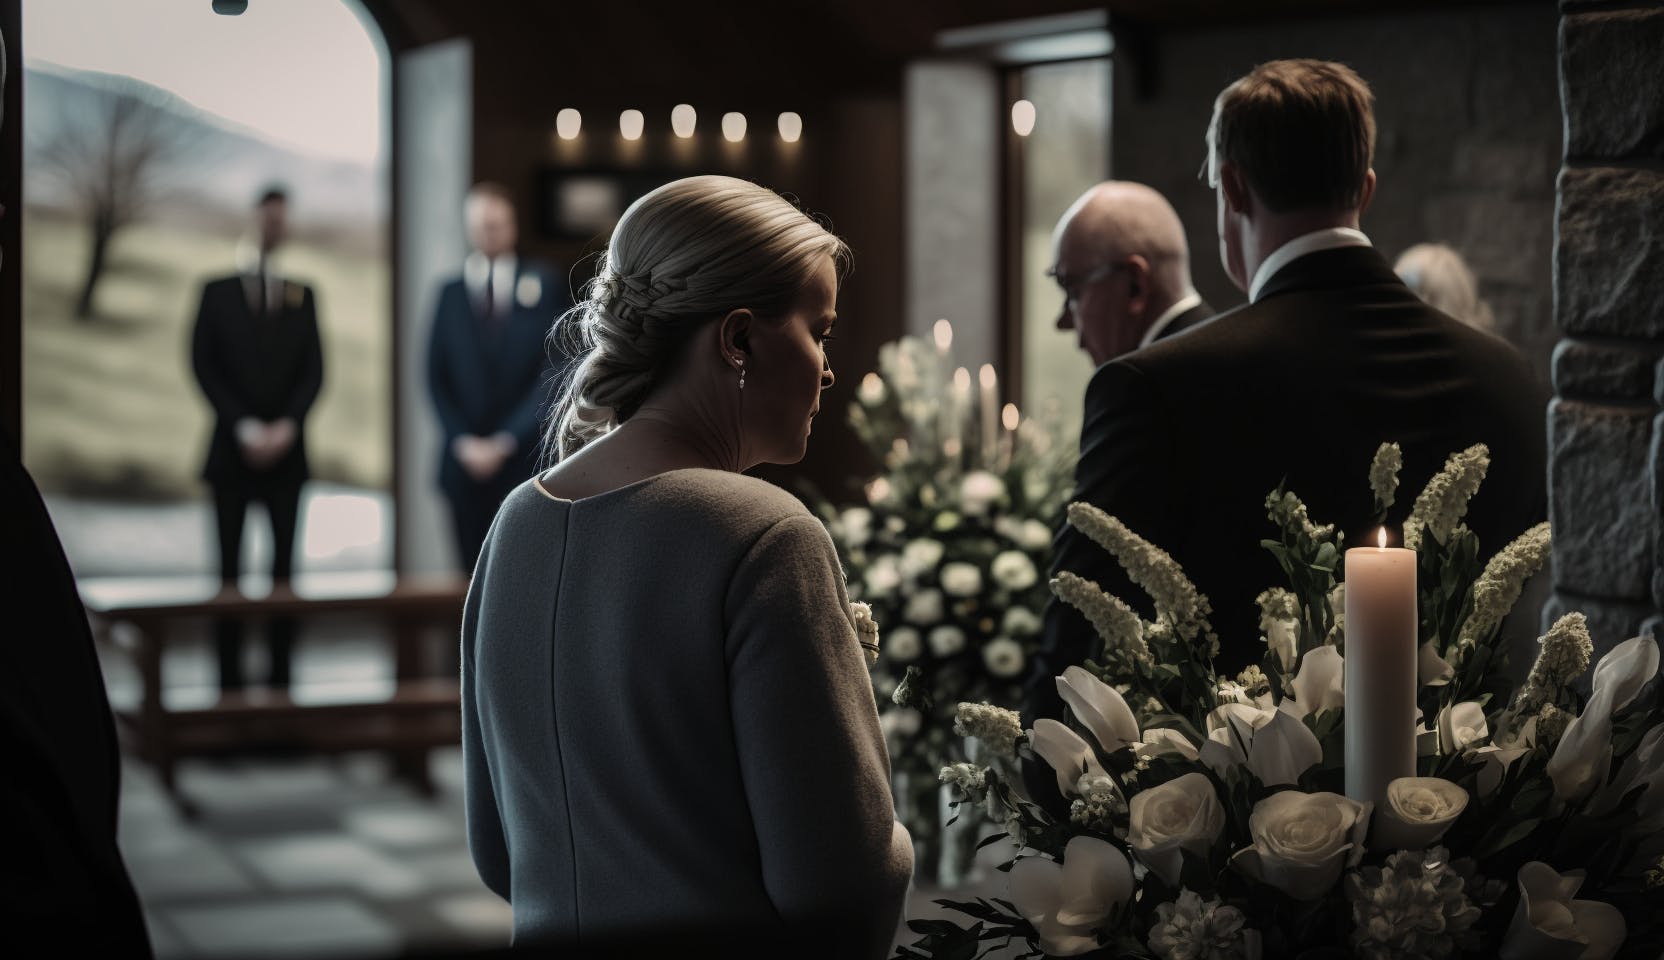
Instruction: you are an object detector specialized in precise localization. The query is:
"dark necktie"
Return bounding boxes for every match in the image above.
[482,262,496,322]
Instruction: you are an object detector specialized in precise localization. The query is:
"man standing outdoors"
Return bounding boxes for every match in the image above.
[1027,60,1546,731]
[427,182,570,572]
[1049,180,1212,366]
[191,186,323,692]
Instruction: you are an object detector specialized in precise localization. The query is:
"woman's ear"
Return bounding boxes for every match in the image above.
[718,308,753,371]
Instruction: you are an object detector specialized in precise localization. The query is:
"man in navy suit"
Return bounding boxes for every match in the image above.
[191,186,323,691]
[428,182,570,572]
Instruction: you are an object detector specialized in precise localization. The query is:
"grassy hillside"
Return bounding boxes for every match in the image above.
[23,208,390,499]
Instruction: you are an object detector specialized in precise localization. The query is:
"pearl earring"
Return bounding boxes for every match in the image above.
[737,359,746,390]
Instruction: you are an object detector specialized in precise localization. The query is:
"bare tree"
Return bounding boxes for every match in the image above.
[35,76,192,319]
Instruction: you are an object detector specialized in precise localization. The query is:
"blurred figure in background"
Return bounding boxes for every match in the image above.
[427,181,570,573]
[1394,242,1496,333]
[190,185,324,692]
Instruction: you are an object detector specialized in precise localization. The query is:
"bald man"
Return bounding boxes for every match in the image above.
[1049,181,1212,365]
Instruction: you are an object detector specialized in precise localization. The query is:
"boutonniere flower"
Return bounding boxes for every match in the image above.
[515,272,542,309]
[849,601,879,665]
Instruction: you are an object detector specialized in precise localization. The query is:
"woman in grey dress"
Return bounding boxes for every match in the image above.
[462,175,913,957]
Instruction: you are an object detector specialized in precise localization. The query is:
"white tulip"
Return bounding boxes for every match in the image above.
[1138,727,1200,762]
[1201,703,1323,787]
[1127,772,1225,886]
[1030,719,1108,798]
[1437,701,1489,754]
[1548,635,1660,803]
[1231,790,1371,901]
[1372,777,1469,851]
[1057,666,1140,755]
[1009,837,1134,957]
[1499,861,1626,960]
[1286,646,1345,720]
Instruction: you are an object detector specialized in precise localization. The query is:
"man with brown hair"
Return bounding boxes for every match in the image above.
[1026,60,1546,718]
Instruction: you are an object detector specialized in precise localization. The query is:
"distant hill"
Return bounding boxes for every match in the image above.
[24,63,385,245]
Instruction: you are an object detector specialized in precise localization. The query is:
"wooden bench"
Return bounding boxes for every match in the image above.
[81,571,469,817]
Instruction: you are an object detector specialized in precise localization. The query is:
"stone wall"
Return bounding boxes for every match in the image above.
[1109,4,1562,386]
[1549,0,1664,654]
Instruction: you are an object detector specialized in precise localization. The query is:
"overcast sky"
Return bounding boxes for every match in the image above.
[24,0,385,166]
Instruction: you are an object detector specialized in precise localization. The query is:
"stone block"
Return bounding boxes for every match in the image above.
[1552,338,1664,400]
[1562,10,1664,162]
[1555,167,1664,338]
[1548,398,1656,599]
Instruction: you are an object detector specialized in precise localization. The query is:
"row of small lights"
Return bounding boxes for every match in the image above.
[555,106,804,144]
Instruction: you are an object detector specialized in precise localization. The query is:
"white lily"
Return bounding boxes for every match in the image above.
[1546,635,1660,803]
[1138,727,1201,762]
[1499,862,1626,960]
[1009,836,1134,957]
[1437,701,1489,755]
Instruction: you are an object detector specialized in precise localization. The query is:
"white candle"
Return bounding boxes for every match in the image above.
[949,367,971,463]
[978,364,998,469]
[933,319,953,451]
[1344,528,1418,808]
[999,402,1019,471]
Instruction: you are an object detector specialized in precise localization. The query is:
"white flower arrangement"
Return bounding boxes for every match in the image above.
[810,331,1073,873]
[899,443,1664,959]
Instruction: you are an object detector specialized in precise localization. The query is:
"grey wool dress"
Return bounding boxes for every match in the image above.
[461,467,913,957]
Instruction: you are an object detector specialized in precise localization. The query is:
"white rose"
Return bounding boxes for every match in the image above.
[927,624,966,657]
[1009,837,1134,957]
[1547,634,1660,803]
[1127,772,1225,886]
[1231,791,1371,901]
[857,371,886,406]
[1002,607,1042,637]
[991,550,1039,591]
[959,470,1006,516]
[863,554,901,599]
[903,588,944,626]
[881,707,923,738]
[1371,777,1468,851]
[837,507,873,548]
[886,626,922,663]
[1266,619,1298,673]
[900,538,946,578]
[940,561,983,597]
[1500,862,1626,960]
[1018,519,1054,551]
[982,637,1025,678]
[1436,701,1489,754]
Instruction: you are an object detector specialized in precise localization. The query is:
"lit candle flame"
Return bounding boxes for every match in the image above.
[933,319,953,352]
[979,363,997,389]
[1001,403,1019,431]
[1378,527,1388,549]
[953,367,971,391]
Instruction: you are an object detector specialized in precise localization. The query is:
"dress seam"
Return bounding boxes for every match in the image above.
[547,504,582,936]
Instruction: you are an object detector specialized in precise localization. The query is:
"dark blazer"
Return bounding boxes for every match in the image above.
[1028,245,1547,722]
[190,274,323,490]
[1,435,151,954]
[427,260,570,496]
[1154,300,1213,342]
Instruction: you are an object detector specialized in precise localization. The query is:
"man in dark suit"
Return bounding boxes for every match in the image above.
[428,182,570,572]
[1049,180,1212,363]
[190,186,323,691]
[1026,60,1547,730]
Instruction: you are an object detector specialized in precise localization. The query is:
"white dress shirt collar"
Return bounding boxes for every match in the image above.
[1248,227,1372,303]
[1138,291,1205,348]
[464,252,518,316]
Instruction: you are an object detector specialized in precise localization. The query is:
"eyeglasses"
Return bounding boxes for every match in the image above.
[1045,260,1128,306]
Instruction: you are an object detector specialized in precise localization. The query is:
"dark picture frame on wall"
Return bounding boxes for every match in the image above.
[537,168,678,243]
